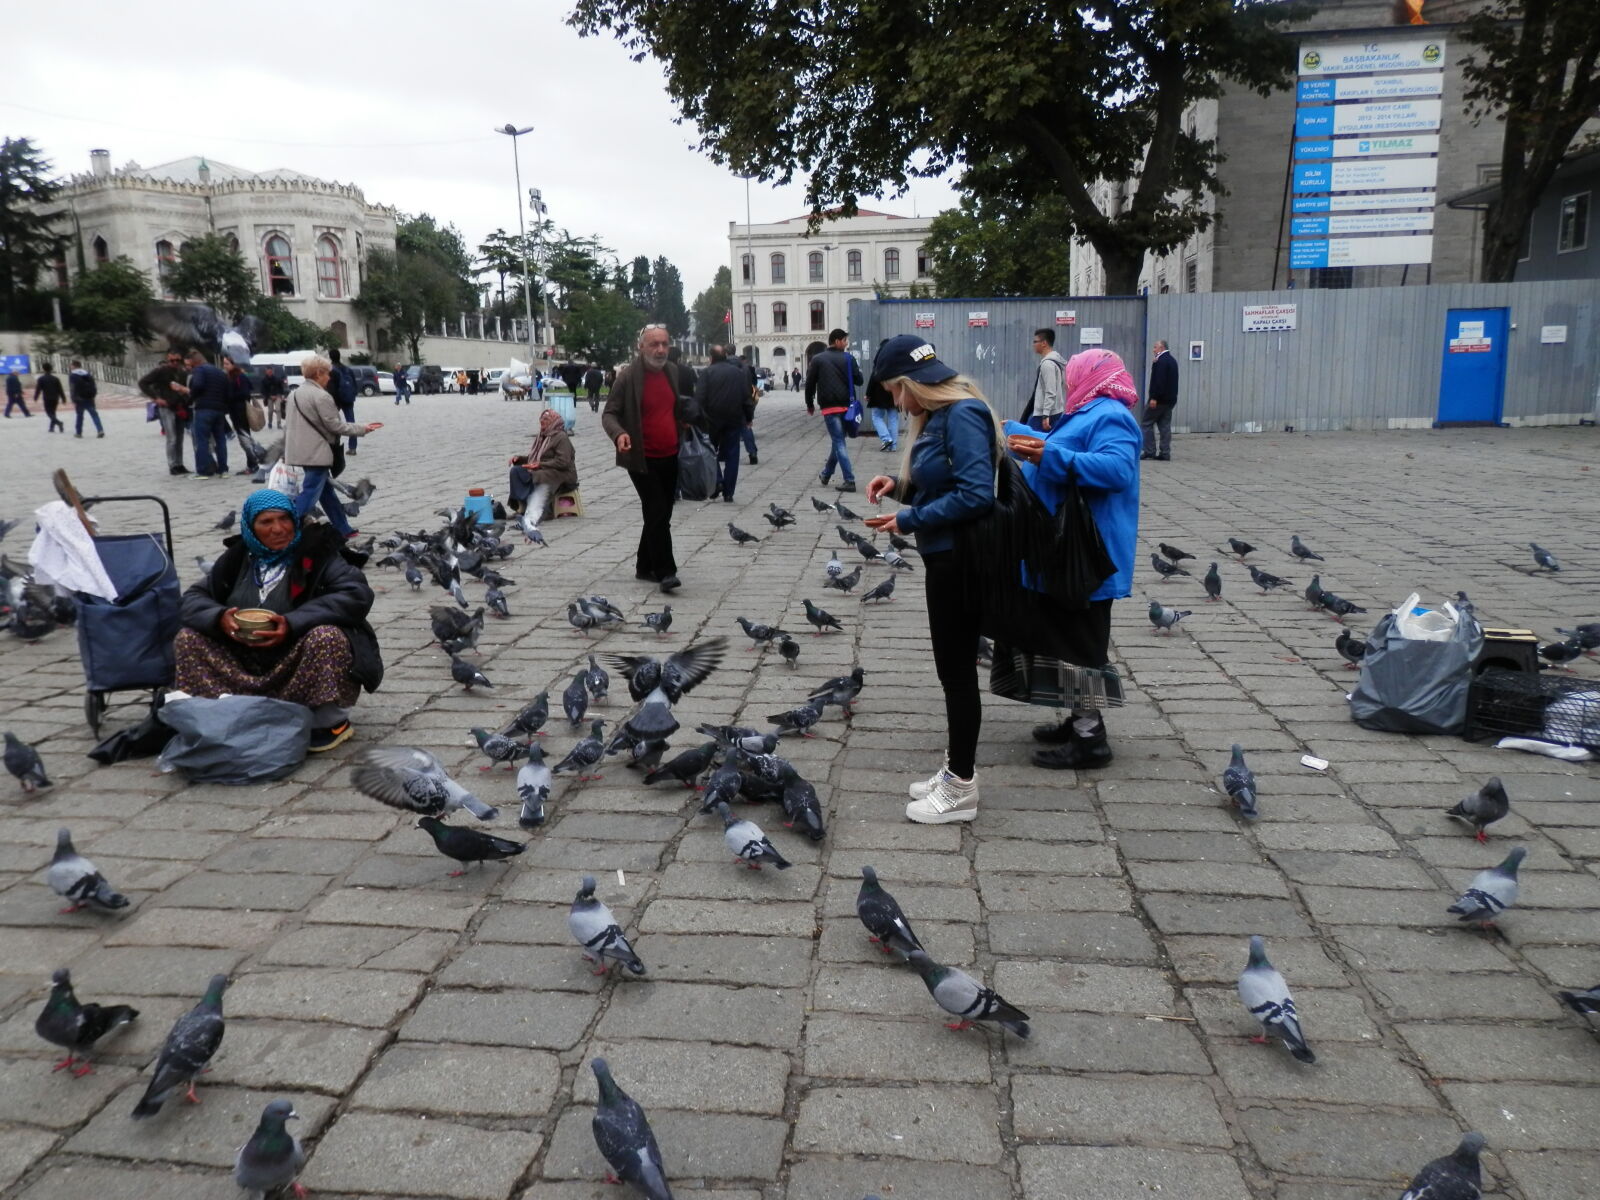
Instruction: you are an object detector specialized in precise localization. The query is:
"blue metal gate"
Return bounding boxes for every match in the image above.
[1437,307,1508,425]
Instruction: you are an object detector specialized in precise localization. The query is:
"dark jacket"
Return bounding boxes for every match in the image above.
[5,373,21,399]
[260,371,287,399]
[328,364,357,408]
[186,362,232,413]
[891,398,997,555]
[226,369,253,410]
[805,347,863,415]
[583,367,603,392]
[140,364,189,414]
[601,358,698,473]
[1149,350,1179,406]
[180,524,384,692]
[33,373,65,406]
[695,358,755,436]
[69,369,97,405]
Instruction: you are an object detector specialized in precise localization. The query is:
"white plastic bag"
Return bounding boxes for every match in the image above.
[266,461,304,497]
[1392,593,1459,642]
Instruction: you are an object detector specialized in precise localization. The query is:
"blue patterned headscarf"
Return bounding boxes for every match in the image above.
[239,489,302,569]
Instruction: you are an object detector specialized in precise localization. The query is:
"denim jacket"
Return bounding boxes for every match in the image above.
[894,398,996,554]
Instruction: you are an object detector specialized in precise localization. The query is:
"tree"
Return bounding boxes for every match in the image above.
[66,256,153,358]
[246,295,337,354]
[562,287,643,367]
[691,265,733,343]
[651,255,690,337]
[627,255,654,310]
[1460,0,1600,281]
[478,227,528,310]
[356,247,456,363]
[397,213,479,310]
[164,233,259,317]
[570,0,1304,295]
[0,137,63,326]
[924,193,1073,297]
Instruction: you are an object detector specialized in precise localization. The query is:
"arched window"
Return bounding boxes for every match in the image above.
[223,233,240,255]
[742,302,756,333]
[316,235,343,298]
[809,300,825,331]
[770,253,786,284]
[329,320,348,347]
[771,301,788,333]
[91,236,109,266]
[884,248,901,279]
[808,251,823,282]
[917,245,932,277]
[155,240,177,292]
[846,250,862,280]
[740,253,753,284]
[264,234,295,296]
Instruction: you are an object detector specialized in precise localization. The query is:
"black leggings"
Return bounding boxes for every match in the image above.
[923,551,982,778]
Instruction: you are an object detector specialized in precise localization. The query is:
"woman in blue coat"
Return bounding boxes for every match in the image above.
[1004,347,1142,770]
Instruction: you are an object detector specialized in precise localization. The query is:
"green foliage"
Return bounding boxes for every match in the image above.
[924,193,1072,297]
[691,265,733,343]
[561,288,643,367]
[164,233,259,318]
[397,213,479,310]
[0,137,64,325]
[569,0,1305,294]
[29,324,73,366]
[357,213,483,359]
[65,256,154,358]
[543,226,615,308]
[628,255,654,310]
[247,295,337,353]
[1460,0,1600,281]
[650,255,689,337]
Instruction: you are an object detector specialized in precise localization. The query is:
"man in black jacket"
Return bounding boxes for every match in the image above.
[804,329,864,491]
[1142,339,1179,462]
[328,348,360,454]
[140,351,191,473]
[694,345,756,503]
[68,361,104,438]
[32,362,66,432]
[184,348,233,477]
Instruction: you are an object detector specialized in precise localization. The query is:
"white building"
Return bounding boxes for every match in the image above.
[726,209,934,370]
[40,149,398,350]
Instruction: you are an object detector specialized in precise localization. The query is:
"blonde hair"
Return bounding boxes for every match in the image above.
[885,374,1004,494]
[300,353,331,377]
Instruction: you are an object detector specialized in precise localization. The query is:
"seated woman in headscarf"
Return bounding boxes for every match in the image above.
[173,489,383,752]
[507,406,577,525]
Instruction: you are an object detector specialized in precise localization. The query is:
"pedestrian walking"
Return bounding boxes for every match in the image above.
[68,361,104,438]
[1025,327,1067,432]
[695,344,755,503]
[393,368,411,406]
[805,328,863,492]
[285,353,382,538]
[33,362,66,432]
[139,350,191,474]
[1141,339,1179,461]
[583,362,603,411]
[866,356,899,453]
[733,349,759,464]
[221,354,260,474]
[601,324,696,592]
[791,366,801,391]
[328,348,360,455]
[183,349,232,477]
[261,365,287,428]
[4,367,29,417]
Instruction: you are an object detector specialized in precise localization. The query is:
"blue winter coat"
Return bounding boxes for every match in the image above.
[893,398,996,555]
[1003,395,1141,602]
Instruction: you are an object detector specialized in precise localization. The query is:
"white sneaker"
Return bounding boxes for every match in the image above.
[908,758,950,801]
[906,770,979,824]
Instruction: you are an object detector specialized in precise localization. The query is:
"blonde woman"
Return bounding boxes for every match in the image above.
[863,335,998,824]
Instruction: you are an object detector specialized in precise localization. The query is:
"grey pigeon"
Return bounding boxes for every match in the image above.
[234,1098,304,1199]
[1158,541,1194,562]
[586,655,610,702]
[1238,935,1313,1063]
[808,666,866,714]
[553,720,608,781]
[212,510,235,531]
[567,602,601,636]
[1445,777,1509,843]
[350,746,500,821]
[906,950,1029,1038]
[450,655,492,691]
[1530,542,1560,571]
[727,522,759,546]
[34,968,138,1076]
[734,616,789,648]
[564,671,590,728]
[4,731,51,792]
[132,973,228,1117]
[779,636,800,667]
[502,692,550,738]
[415,816,524,875]
[471,726,527,770]
[855,538,883,563]
[194,554,215,577]
[516,744,552,828]
[1150,553,1190,579]
[590,1058,673,1199]
[404,563,423,590]
[1335,628,1367,668]
[642,607,673,636]
[1203,562,1222,602]
[1290,534,1324,562]
[1555,622,1600,651]
[1222,744,1258,821]
[862,575,896,603]
[484,585,510,619]
[643,741,719,789]
[607,639,726,745]
[976,636,994,667]
[1399,1131,1485,1200]
[1148,600,1189,635]
[1448,846,1526,927]
[695,724,778,756]
[763,504,795,529]
[1318,590,1367,622]
[856,866,923,957]
[824,564,862,593]
[698,764,744,814]
[835,500,861,521]
[1228,537,1256,559]
[884,548,914,572]
[826,550,843,579]
[811,495,835,513]
[803,598,842,634]
[781,777,826,840]
[47,827,129,913]
[1557,985,1600,1015]
[570,876,645,976]
[714,801,791,870]
[768,696,826,738]
[837,523,864,547]
[1249,565,1291,593]
[1539,638,1583,667]
[1304,574,1325,609]
[517,512,547,546]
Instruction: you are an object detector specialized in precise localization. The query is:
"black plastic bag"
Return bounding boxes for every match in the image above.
[157,695,311,783]
[87,696,175,764]
[1349,610,1484,735]
[675,428,719,501]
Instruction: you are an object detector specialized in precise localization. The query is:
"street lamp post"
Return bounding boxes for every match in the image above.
[529,188,554,361]
[494,123,538,365]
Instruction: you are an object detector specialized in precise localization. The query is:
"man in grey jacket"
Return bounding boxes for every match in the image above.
[286,354,382,538]
[1028,328,1067,431]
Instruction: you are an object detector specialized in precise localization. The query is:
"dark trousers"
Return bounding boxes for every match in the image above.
[192,409,229,475]
[73,402,103,435]
[1142,402,1174,457]
[714,426,743,501]
[227,403,259,469]
[741,422,758,459]
[338,399,358,451]
[922,551,982,778]
[3,394,28,416]
[629,455,679,580]
[43,399,63,431]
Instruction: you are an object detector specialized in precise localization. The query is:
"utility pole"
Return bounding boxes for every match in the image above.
[529,188,554,360]
[744,176,757,366]
[494,124,538,365]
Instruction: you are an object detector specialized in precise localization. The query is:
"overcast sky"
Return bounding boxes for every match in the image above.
[7,0,960,300]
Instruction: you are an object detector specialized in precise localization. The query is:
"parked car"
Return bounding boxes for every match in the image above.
[375,371,397,395]
[484,368,507,392]
[440,367,467,393]
[402,365,445,395]
[348,365,381,396]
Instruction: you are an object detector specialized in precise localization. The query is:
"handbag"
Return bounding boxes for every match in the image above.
[246,398,266,432]
[990,646,1125,710]
[840,352,862,437]
[293,394,346,477]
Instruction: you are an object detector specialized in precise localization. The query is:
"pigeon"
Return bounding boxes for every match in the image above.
[1290,534,1324,562]
[553,720,608,781]
[698,764,745,814]
[837,523,865,547]
[563,672,590,728]
[1445,777,1510,843]
[1222,744,1259,821]
[570,876,646,976]
[234,1099,305,1200]
[808,666,866,714]
[1228,538,1256,560]
[763,504,796,529]
[517,512,547,546]
[643,741,719,789]
[768,696,826,738]
[1247,563,1290,595]
[1237,935,1314,1063]
[1304,574,1325,609]
[131,974,228,1117]
[431,604,478,646]
[835,500,861,521]
[480,568,514,590]
[906,950,1029,1038]
[484,585,510,619]
[727,522,759,546]
[696,725,778,756]
[194,554,216,577]
[415,816,524,875]
[212,510,236,532]
[451,655,493,691]
[606,639,726,745]
[515,744,552,828]
[1538,638,1583,667]
[1158,542,1194,562]
[1148,600,1190,635]
[1318,591,1367,622]
[590,1058,673,1199]
[1557,985,1600,1015]
[471,726,527,770]
[0,517,19,542]
[1399,1132,1486,1200]
[1555,622,1600,651]
[1530,542,1560,571]
[778,636,800,667]
[568,603,602,636]
[586,655,611,702]
[861,575,896,603]
[503,692,550,738]
[976,636,994,667]
[47,828,130,913]
[1203,562,1222,602]
[856,866,923,958]
[888,533,915,553]
[1150,553,1189,579]
[4,732,51,792]
[781,777,826,840]
[824,564,862,594]
[145,301,264,365]
[735,617,789,649]
[883,549,914,572]
[1455,590,1477,618]
[34,969,138,1077]
[811,495,836,513]
[351,747,500,821]
[803,598,842,634]
[1448,846,1526,927]
[404,563,424,591]
[825,551,844,579]
[714,801,791,870]
[855,539,883,563]
[643,607,673,636]
[1334,628,1368,668]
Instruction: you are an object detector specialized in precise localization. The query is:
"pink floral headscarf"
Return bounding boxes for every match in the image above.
[1064,349,1140,417]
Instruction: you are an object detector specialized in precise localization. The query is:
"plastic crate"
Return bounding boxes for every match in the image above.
[1466,668,1600,748]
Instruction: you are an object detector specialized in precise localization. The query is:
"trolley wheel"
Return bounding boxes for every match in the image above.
[85,691,107,737]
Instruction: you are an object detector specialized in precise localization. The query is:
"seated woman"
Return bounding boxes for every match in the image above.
[507,405,577,525]
[174,489,383,752]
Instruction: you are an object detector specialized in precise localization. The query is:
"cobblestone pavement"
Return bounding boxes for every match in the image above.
[0,391,1596,1200]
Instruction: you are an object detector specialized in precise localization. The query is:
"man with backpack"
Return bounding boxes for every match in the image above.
[68,361,104,438]
[328,348,360,455]
[695,345,756,503]
[804,328,864,493]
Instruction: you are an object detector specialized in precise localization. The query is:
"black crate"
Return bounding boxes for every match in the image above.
[1466,668,1600,748]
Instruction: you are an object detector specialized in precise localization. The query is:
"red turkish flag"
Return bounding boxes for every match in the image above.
[723,309,732,324]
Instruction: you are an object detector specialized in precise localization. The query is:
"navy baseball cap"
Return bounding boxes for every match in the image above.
[867,334,958,404]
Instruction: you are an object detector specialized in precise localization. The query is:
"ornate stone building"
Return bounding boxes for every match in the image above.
[40,149,398,350]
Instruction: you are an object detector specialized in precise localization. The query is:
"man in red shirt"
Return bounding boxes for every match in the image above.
[601,325,692,592]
